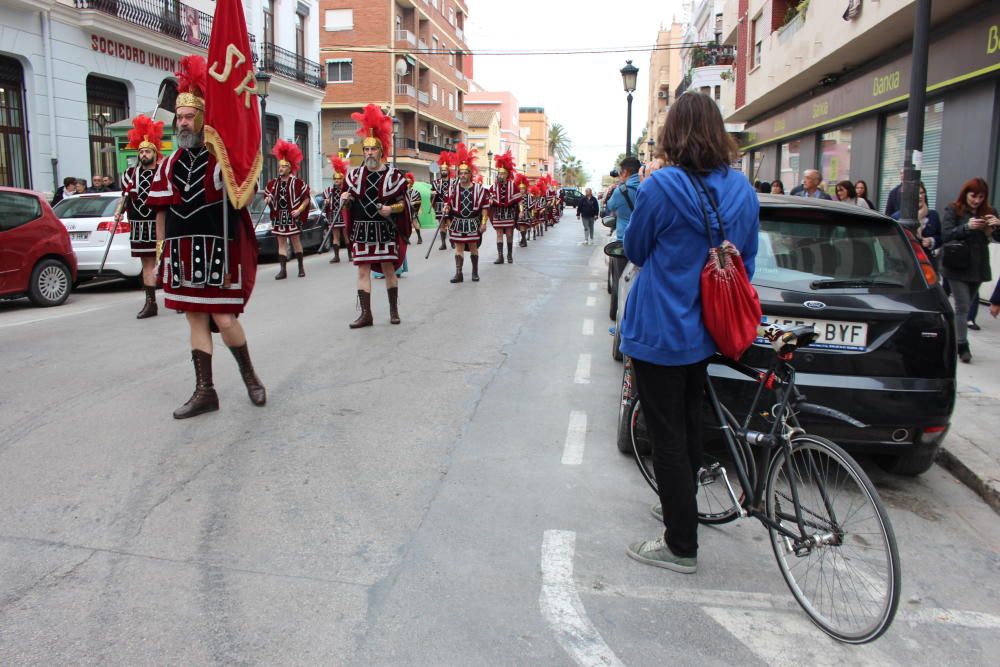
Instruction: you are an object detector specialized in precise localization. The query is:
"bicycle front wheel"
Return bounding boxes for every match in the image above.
[765,435,900,644]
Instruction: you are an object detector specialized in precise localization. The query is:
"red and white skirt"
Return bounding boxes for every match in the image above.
[162,236,248,314]
[130,219,156,257]
[492,216,516,230]
[272,221,301,237]
[449,217,481,243]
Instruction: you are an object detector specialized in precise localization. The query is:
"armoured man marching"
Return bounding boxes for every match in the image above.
[115,113,165,319]
[442,143,490,284]
[488,150,523,264]
[264,140,311,279]
[324,155,350,263]
[431,151,454,251]
[340,104,411,328]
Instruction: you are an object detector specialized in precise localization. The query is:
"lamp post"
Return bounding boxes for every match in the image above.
[647,138,654,160]
[255,68,271,188]
[392,115,401,167]
[620,60,638,157]
[487,150,493,185]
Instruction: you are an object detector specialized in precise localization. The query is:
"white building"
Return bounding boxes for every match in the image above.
[680,0,739,130]
[0,0,324,196]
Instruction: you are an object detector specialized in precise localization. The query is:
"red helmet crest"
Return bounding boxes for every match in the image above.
[175,55,207,111]
[453,142,478,176]
[351,104,393,152]
[272,139,303,173]
[126,114,165,154]
[494,150,516,175]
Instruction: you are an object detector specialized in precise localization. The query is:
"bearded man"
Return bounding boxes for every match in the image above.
[264,140,311,279]
[442,143,489,283]
[146,55,265,419]
[324,155,350,263]
[431,152,454,251]
[339,104,411,327]
[488,151,523,264]
[115,113,165,318]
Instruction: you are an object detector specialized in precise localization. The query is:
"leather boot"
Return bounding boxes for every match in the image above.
[494,242,504,264]
[295,252,306,277]
[449,255,464,283]
[506,239,514,263]
[349,290,374,328]
[439,231,448,250]
[471,254,480,282]
[519,231,527,247]
[329,245,341,263]
[229,343,266,406]
[388,287,401,325]
[275,256,287,280]
[136,286,158,319]
[173,350,219,419]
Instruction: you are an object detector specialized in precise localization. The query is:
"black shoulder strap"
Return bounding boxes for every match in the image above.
[685,170,727,247]
[618,183,634,212]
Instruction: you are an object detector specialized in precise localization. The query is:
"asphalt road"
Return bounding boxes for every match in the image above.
[1,215,998,666]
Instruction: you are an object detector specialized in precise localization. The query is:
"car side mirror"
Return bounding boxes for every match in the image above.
[604,240,625,258]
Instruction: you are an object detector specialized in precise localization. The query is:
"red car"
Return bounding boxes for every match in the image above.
[0,187,77,307]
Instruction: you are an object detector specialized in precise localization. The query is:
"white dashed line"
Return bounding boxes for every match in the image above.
[573,354,591,384]
[561,411,588,465]
[585,296,596,307]
[588,282,598,291]
[540,530,624,667]
[582,319,594,336]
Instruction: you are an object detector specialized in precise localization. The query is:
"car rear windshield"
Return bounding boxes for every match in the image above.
[752,210,921,291]
[53,196,118,218]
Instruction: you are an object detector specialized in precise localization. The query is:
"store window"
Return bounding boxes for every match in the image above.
[879,101,944,212]
[262,115,279,185]
[778,139,801,194]
[820,127,853,198]
[294,121,309,184]
[0,56,30,189]
[86,76,128,183]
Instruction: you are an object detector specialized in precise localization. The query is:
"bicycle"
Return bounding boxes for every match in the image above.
[621,324,901,644]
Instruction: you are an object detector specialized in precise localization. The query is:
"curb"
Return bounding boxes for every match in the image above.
[937,445,1000,517]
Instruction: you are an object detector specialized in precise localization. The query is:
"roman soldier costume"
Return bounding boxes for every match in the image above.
[264,140,311,279]
[513,173,532,247]
[147,54,265,419]
[431,151,454,250]
[324,155,350,263]
[531,183,546,238]
[119,113,165,318]
[405,172,423,244]
[488,150,523,264]
[443,143,490,283]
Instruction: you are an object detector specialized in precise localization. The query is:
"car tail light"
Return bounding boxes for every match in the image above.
[96,219,131,234]
[919,424,948,444]
[903,229,938,287]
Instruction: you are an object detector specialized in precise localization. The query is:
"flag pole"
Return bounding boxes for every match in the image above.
[222,181,231,288]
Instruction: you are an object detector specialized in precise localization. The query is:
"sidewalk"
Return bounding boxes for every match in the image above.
[938,306,1000,516]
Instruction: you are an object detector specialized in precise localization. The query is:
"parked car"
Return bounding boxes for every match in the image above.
[252,192,328,260]
[611,195,955,476]
[52,192,141,284]
[560,187,583,207]
[0,187,77,306]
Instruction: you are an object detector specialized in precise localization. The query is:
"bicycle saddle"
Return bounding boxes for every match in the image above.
[761,324,819,354]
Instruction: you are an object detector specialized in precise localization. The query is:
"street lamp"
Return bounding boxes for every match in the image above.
[620,60,639,157]
[647,137,654,159]
[487,150,493,184]
[255,68,272,188]
[392,115,401,167]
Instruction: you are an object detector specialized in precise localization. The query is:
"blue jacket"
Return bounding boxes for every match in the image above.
[620,166,760,366]
[608,173,640,241]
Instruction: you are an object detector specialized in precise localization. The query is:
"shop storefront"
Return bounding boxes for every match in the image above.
[741,4,1000,213]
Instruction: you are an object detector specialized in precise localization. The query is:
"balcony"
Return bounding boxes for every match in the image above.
[417,39,430,52]
[454,110,464,122]
[396,83,416,98]
[261,42,325,90]
[418,90,430,105]
[456,27,464,42]
[691,44,735,68]
[395,29,416,46]
[74,0,211,50]
[454,69,465,81]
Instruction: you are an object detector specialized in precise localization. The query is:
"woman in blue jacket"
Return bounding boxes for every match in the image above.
[622,92,760,573]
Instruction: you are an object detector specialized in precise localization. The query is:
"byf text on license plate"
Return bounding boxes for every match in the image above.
[757,315,868,351]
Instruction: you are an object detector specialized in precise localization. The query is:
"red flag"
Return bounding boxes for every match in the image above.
[203,0,262,209]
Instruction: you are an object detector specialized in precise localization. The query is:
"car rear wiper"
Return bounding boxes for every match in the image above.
[809,279,905,289]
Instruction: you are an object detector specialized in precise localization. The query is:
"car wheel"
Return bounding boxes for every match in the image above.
[27,259,71,307]
[611,320,623,361]
[877,444,939,476]
[609,287,618,321]
[607,263,613,294]
[617,364,635,454]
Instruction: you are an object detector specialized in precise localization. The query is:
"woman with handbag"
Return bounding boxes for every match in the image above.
[940,177,999,363]
[620,92,760,573]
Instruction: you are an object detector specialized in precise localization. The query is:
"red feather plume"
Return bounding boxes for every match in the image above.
[175,55,208,97]
[437,151,454,167]
[329,155,349,176]
[126,114,165,152]
[272,139,304,173]
[513,173,530,190]
[494,150,516,174]
[452,142,478,175]
[351,104,393,153]
[404,172,416,182]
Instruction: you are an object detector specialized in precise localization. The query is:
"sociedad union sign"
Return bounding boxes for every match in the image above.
[91,35,178,73]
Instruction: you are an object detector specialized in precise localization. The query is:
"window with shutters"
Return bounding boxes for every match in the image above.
[263,115,280,185]
[324,9,353,31]
[294,121,309,184]
[0,55,30,188]
[326,60,353,83]
[879,101,944,212]
[86,75,128,184]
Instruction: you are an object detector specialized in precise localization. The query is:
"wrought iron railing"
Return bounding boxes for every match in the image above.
[418,141,449,155]
[261,42,325,90]
[74,0,212,50]
[691,44,736,68]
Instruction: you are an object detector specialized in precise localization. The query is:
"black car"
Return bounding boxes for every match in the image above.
[560,187,583,207]
[253,192,328,261]
[612,195,954,476]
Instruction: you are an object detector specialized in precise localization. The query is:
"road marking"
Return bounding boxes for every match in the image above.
[561,411,588,465]
[588,282,598,291]
[585,296,596,307]
[0,298,133,330]
[582,319,594,336]
[540,530,624,667]
[574,354,591,384]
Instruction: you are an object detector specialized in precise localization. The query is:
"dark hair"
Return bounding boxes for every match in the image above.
[619,157,640,175]
[757,181,771,193]
[770,180,785,194]
[658,92,737,172]
[63,176,77,187]
[836,180,857,200]
[953,177,996,217]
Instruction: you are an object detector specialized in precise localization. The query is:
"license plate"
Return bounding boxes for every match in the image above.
[69,231,90,241]
[757,315,868,351]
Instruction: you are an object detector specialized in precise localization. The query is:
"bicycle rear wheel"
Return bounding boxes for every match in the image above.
[765,434,900,643]
[630,400,749,524]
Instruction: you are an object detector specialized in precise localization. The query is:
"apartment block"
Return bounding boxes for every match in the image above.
[646,22,685,151]
[723,0,1000,210]
[518,107,553,179]
[318,0,470,183]
[465,89,529,172]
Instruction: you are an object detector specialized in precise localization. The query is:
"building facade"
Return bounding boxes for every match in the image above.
[0,0,324,195]
[646,22,685,152]
[724,0,1000,210]
[464,109,499,179]
[465,89,528,171]
[318,0,470,184]
[518,107,553,179]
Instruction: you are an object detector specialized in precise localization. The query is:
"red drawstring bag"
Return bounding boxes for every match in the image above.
[688,172,762,360]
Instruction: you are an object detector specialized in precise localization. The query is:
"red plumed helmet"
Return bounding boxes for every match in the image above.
[175,55,207,109]
[351,103,393,153]
[452,142,478,176]
[404,172,416,183]
[329,154,349,177]
[126,113,165,154]
[272,139,304,173]
[437,151,454,168]
[494,150,516,175]
[513,173,530,190]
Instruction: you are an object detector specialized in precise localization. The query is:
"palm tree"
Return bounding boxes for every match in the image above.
[548,123,572,168]
[559,155,587,187]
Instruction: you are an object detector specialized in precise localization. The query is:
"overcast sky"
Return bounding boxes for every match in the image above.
[464,0,686,190]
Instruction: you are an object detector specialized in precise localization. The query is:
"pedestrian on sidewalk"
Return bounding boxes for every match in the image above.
[940,177,1000,363]
[576,187,600,245]
[620,92,759,574]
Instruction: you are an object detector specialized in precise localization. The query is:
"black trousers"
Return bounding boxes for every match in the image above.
[631,357,709,558]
